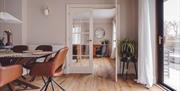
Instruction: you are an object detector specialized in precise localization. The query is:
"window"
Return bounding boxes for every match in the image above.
[72,25,81,44]
[157,0,180,90]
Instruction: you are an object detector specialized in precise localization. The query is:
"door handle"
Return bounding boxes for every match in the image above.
[88,40,92,42]
[158,36,163,45]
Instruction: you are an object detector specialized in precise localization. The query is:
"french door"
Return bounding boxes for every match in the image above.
[67,8,93,73]
[157,0,180,90]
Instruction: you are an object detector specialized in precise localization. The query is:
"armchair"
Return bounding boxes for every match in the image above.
[0,65,22,90]
[30,47,68,91]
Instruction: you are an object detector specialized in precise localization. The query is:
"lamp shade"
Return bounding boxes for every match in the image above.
[0,12,22,24]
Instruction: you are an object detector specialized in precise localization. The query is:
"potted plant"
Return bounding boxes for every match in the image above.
[101,39,109,44]
[118,39,136,58]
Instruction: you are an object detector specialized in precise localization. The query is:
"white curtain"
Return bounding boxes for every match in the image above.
[137,0,154,88]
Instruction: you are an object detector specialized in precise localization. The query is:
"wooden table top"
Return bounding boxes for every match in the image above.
[0,51,56,58]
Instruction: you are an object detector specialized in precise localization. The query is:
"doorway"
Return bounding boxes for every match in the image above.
[157,0,180,90]
[92,8,116,79]
[66,4,117,81]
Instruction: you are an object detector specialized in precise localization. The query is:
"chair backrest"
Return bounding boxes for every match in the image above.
[12,45,28,53]
[35,45,52,51]
[50,47,68,75]
[0,65,22,87]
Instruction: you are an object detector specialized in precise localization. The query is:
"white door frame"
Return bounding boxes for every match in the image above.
[66,4,120,79]
[115,0,121,81]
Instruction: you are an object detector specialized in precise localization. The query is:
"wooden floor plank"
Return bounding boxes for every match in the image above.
[0,58,163,91]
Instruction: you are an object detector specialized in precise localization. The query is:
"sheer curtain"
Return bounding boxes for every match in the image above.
[137,0,154,88]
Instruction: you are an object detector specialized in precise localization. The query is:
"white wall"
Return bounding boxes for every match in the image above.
[0,0,138,46]
[0,0,22,45]
[93,20,113,44]
[116,0,138,74]
[0,0,139,74]
[22,0,27,44]
[27,0,65,45]
[118,0,138,41]
[26,0,115,46]
[0,0,115,46]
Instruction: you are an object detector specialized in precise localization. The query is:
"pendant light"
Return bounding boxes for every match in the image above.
[0,0,22,24]
[43,0,50,16]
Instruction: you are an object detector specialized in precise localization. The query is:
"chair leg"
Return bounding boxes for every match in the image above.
[120,61,122,75]
[50,80,55,91]
[29,76,36,82]
[40,78,50,91]
[44,82,50,91]
[134,62,137,78]
[8,83,15,91]
[126,61,129,80]
[42,76,46,84]
[52,79,65,91]
[122,62,125,77]
[21,76,27,80]
[40,83,46,91]
[44,78,50,91]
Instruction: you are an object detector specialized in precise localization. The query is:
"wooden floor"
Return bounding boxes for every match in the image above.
[0,58,163,91]
[71,57,115,79]
[10,75,162,91]
[93,57,115,79]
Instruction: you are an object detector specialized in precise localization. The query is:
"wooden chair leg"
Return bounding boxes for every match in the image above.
[29,76,36,82]
[16,79,39,89]
[21,76,27,80]
[8,83,16,91]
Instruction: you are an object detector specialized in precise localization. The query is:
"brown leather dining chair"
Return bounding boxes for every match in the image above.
[0,65,23,90]
[12,45,28,53]
[27,45,53,81]
[35,45,53,62]
[10,45,28,66]
[35,45,52,52]
[26,45,53,66]
[30,47,68,91]
[11,45,29,80]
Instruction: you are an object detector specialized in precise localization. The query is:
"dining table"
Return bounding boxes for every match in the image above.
[0,50,57,89]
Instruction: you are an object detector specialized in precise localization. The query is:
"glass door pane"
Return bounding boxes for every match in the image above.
[70,8,93,73]
[163,0,180,90]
